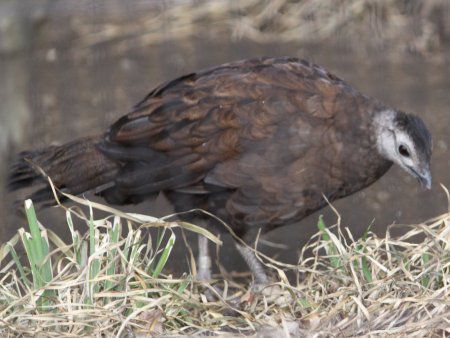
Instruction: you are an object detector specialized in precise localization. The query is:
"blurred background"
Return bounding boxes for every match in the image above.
[1,0,450,273]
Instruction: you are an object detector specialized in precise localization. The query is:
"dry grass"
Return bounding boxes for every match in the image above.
[0,190,449,337]
[69,0,450,57]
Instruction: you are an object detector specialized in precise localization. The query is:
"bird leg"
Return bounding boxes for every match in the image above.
[196,234,212,281]
[235,242,269,289]
[196,235,226,303]
[235,242,293,305]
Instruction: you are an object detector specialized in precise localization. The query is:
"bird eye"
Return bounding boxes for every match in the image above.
[398,144,410,157]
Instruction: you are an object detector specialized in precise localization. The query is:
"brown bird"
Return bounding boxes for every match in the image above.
[9,57,432,285]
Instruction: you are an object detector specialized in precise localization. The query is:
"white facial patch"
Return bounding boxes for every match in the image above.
[376,129,396,161]
[372,108,432,188]
[373,109,396,161]
[373,109,418,169]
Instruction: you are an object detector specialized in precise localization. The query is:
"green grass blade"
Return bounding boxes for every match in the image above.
[317,216,341,269]
[19,230,42,289]
[5,242,31,289]
[317,215,330,241]
[24,200,44,265]
[39,230,53,284]
[105,217,121,291]
[0,233,19,263]
[155,227,167,250]
[360,254,372,282]
[66,210,82,265]
[152,232,176,278]
[421,252,431,287]
[176,278,191,295]
[88,204,101,298]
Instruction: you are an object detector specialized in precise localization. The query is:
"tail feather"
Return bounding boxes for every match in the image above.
[8,135,120,205]
[8,148,55,191]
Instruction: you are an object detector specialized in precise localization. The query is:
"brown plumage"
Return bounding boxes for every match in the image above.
[9,57,432,284]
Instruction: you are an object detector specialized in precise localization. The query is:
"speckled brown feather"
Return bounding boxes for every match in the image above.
[9,57,394,239]
[97,56,392,237]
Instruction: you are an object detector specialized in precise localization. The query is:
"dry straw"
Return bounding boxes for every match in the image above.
[0,183,448,336]
[72,0,450,56]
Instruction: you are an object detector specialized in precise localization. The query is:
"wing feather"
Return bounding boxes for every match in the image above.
[100,57,368,225]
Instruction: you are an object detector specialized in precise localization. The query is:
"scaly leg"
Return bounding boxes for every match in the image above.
[196,234,212,280]
[235,241,291,303]
[235,242,269,287]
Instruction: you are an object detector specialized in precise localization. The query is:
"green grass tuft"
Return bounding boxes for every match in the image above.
[0,197,448,336]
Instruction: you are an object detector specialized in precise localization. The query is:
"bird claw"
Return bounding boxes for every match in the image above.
[241,283,293,307]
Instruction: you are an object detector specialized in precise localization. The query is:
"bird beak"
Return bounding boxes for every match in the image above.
[415,167,432,190]
[408,165,432,190]
[419,170,432,190]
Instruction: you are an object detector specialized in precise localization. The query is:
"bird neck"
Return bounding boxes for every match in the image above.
[371,107,397,161]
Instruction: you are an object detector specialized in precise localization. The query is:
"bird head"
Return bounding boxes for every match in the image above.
[374,109,432,189]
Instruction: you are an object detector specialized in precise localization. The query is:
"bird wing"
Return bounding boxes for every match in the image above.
[101,57,364,224]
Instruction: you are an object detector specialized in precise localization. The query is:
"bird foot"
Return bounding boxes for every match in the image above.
[195,272,217,303]
[240,283,293,307]
[196,267,211,282]
[196,264,234,303]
